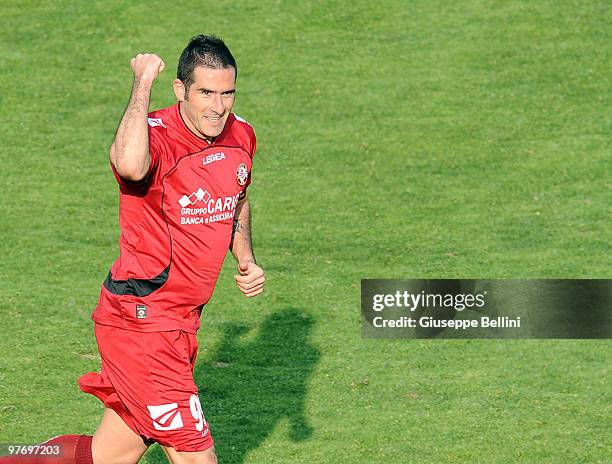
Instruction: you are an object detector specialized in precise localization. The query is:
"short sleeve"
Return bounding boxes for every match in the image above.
[110,126,161,193]
[250,130,257,159]
[238,129,256,200]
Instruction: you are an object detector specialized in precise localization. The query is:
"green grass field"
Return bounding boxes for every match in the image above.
[0,1,610,462]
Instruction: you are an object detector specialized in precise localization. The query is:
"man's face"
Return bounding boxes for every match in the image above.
[174,66,236,139]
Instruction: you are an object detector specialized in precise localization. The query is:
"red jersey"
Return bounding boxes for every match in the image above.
[92,103,256,333]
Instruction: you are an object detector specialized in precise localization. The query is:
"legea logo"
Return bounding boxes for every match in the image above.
[147,118,166,128]
[147,403,184,431]
[203,152,225,165]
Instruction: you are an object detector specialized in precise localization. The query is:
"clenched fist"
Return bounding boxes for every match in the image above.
[234,261,265,297]
[130,53,165,83]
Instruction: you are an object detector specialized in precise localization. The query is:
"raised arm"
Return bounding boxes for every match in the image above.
[110,54,165,182]
[231,199,265,297]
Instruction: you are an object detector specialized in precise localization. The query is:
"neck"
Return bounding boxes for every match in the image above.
[178,102,214,144]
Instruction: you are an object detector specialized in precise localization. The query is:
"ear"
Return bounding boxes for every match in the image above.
[173,79,186,101]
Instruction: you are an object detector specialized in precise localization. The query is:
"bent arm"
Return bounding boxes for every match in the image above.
[231,198,265,297]
[110,79,153,181]
[230,198,256,263]
[110,54,165,182]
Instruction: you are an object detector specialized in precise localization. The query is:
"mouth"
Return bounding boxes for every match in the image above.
[204,114,224,122]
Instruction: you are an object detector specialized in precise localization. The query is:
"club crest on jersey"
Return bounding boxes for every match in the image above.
[236,163,249,186]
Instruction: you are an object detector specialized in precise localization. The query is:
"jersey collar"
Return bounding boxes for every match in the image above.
[174,103,234,147]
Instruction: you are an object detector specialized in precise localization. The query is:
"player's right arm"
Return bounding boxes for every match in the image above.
[109,54,165,182]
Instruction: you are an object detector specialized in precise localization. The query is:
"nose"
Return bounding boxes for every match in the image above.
[211,94,225,114]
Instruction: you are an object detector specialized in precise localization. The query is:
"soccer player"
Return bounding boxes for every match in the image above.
[0,35,264,464]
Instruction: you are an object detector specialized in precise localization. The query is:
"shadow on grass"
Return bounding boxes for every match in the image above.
[146,308,319,463]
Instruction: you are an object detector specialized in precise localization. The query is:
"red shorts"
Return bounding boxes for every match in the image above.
[79,323,214,452]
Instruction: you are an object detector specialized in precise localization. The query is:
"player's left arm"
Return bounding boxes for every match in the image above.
[231,198,265,297]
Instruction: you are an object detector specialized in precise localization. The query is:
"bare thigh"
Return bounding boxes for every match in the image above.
[161,445,217,464]
[92,408,149,464]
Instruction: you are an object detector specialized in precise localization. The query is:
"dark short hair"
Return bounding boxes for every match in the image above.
[177,35,237,89]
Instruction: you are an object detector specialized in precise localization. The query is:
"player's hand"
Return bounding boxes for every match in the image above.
[130,53,165,83]
[234,261,265,298]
